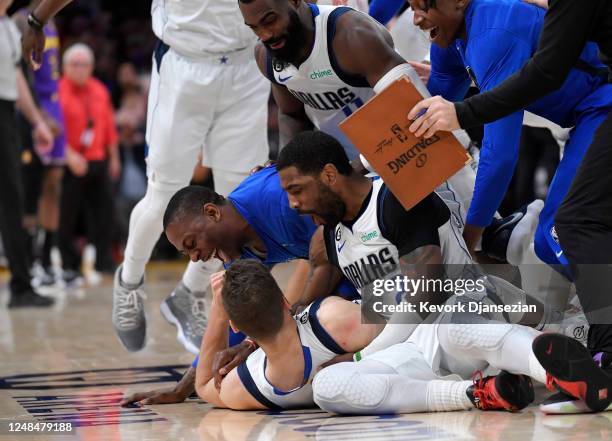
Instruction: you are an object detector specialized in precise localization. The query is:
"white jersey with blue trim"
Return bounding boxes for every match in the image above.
[265,4,374,159]
[326,179,473,296]
[236,299,345,410]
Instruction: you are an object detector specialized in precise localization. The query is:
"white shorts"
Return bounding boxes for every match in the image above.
[145,44,270,191]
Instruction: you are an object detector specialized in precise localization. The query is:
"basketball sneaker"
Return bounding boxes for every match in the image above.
[161,282,207,354]
[481,206,528,263]
[112,264,147,351]
[540,391,612,414]
[8,288,55,308]
[533,333,612,412]
[467,370,534,412]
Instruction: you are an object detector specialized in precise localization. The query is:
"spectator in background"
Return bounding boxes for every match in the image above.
[0,0,54,307]
[58,42,120,282]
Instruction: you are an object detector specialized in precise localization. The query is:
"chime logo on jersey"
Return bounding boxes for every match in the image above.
[359,230,379,243]
[287,87,357,111]
[341,247,397,289]
[310,68,334,79]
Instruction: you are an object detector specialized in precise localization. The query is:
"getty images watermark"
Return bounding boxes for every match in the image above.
[357,263,594,325]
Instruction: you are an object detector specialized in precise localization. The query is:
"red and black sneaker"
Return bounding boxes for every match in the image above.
[533,333,612,412]
[467,370,534,412]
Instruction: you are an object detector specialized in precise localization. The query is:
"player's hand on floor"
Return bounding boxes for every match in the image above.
[213,340,257,390]
[120,387,188,407]
[316,353,354,373]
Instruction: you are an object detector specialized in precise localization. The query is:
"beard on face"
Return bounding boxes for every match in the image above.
[313,180,346,226]
[263,8,308,63]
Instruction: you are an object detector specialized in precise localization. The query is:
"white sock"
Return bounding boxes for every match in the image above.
[122,185,180,285]
[426,380,474,412]
[182,259,221,293]
[507,199,545,266]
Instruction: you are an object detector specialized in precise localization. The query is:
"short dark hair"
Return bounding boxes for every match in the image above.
[276,130,353,176]
[222,259,285,341]
[163,186,226,231]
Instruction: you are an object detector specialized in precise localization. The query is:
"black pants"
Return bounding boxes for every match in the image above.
[0,100,33,295]
[58,160,115,273]
[555,109,612,354]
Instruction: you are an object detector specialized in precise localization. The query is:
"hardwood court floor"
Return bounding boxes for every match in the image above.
[1,263,611,441]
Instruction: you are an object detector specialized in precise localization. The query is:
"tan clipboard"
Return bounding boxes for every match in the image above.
[339,76,472,210]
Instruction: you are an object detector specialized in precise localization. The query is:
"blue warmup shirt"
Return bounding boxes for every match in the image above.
[226,166,316,265]
[369,0,404,25]
[428,0,610,227]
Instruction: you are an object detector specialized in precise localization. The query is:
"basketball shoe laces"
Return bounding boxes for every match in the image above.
[471,371,513,411]
[116,288,147,329]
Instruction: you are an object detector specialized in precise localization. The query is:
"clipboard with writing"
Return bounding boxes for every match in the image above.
[339,76,472,210]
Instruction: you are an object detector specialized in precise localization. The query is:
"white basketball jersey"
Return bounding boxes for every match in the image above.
[151,0,256,57]
[316,0,369,12]
[236,299,346,409]
[326,179,473,295]
[265,4,374,158]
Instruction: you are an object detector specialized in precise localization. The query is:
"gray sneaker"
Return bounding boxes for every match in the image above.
[160,282,207,354]
[112,264,147,351]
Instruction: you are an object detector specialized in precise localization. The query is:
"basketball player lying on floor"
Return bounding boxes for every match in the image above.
[275,131,600,414]
[192,259,382,410]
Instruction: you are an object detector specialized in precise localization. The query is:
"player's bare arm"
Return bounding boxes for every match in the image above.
[332,9,405,88]
[317,296,384,352]
[399,244,447,318]
[298,226,344,308]
[254,43,313,146]
[195,272,264,410]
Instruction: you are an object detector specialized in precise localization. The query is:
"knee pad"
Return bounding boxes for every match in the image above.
[442,322,513,353]
[313,366,389,415]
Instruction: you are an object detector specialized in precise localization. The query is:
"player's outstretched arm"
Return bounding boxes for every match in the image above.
[195,272,230,406]
[120,367,196,407]
[195,272,266,410]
